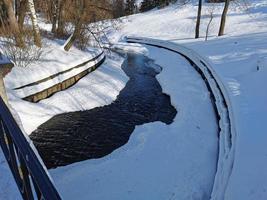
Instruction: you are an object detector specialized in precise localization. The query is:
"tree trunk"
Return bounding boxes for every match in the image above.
[195,0,202,39]
[51,0,58,33]
[14,0,19,16]
[218,0,230,36]
[64,22,82,51]
[64,0,85,51]
[56,0,65,36]
[27,0,42,47]
[2,0,25,48]
[17,0,27,30]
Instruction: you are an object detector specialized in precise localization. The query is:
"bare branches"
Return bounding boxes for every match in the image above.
[0,33,43,68]
[205,5,214,41]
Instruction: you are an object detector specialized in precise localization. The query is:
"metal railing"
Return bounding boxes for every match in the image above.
[0,97,61,200]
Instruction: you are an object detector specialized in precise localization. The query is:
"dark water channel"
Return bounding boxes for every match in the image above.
[30,53,177,169]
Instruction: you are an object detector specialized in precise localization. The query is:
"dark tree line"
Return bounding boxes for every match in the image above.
[140,0,177,12]
[125,0,137,15]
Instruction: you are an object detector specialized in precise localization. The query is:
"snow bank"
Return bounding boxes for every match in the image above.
[0,150,21,200]
[5,53,128,135]
[0,51,128,200]
[50,44,218,200]
[106,1,267,199]
[187,31,267,200]
[14,53,105,98]
[4,40,102,89]
[125,36,235,200]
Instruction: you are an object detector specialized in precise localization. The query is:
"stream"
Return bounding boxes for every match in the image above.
[30,53,177,169]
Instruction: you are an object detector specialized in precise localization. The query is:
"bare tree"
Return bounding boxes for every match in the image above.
[64,0,113,51]
[27,0,42,47]
[195,0,202,38]
[205,4,215,41]
[2,0,25,47]
[51,0,58,33]
[17,0,27,30]
[48,0,66,36]
[218,0,230,36]
[56,0,66,36]
[63,0,86,51]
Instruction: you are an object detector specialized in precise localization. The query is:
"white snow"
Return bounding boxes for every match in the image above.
[187,31,267,200]
[4,40,102,89]
[13,53,105,98]
[0,151,21,200]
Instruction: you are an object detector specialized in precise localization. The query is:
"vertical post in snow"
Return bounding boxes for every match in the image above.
[195,0,202,39]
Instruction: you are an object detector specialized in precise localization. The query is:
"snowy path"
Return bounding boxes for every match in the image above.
[50,45,218,200]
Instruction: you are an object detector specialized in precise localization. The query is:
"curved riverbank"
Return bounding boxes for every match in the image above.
[30,53,177,168]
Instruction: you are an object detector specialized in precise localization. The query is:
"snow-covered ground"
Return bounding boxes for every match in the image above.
[108,1,267,199]
[1,0,267,199]
[185,32,267,200]
[0,152,21,200]
[4,40,101,89]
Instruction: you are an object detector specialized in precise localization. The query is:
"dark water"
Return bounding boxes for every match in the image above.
[30,53,177,169]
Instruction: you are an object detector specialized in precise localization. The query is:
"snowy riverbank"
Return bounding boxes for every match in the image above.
[50,44,218,200]
[106,1,267,199]
[1,0,267,199]
[5,51,128,135]
[0,44,128,200]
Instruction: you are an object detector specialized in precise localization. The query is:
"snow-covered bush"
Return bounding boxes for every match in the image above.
[0,34,43,68]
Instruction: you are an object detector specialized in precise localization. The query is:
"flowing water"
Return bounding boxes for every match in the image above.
[30,53,177,169]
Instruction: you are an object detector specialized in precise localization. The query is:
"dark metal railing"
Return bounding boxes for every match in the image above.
[0,97,61,200]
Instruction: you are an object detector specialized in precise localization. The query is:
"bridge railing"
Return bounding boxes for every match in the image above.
[0,97,61,200]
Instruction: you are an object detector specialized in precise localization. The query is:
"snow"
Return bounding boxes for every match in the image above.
[13,53,105,98]
[107,1,267,199]
[124,35,236,199]
[184,31,267,200]
[224,71,267,200]
[4,40,102,89]
[50,45,218,200]
[1,0,267,199]
[0,151,21,200]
